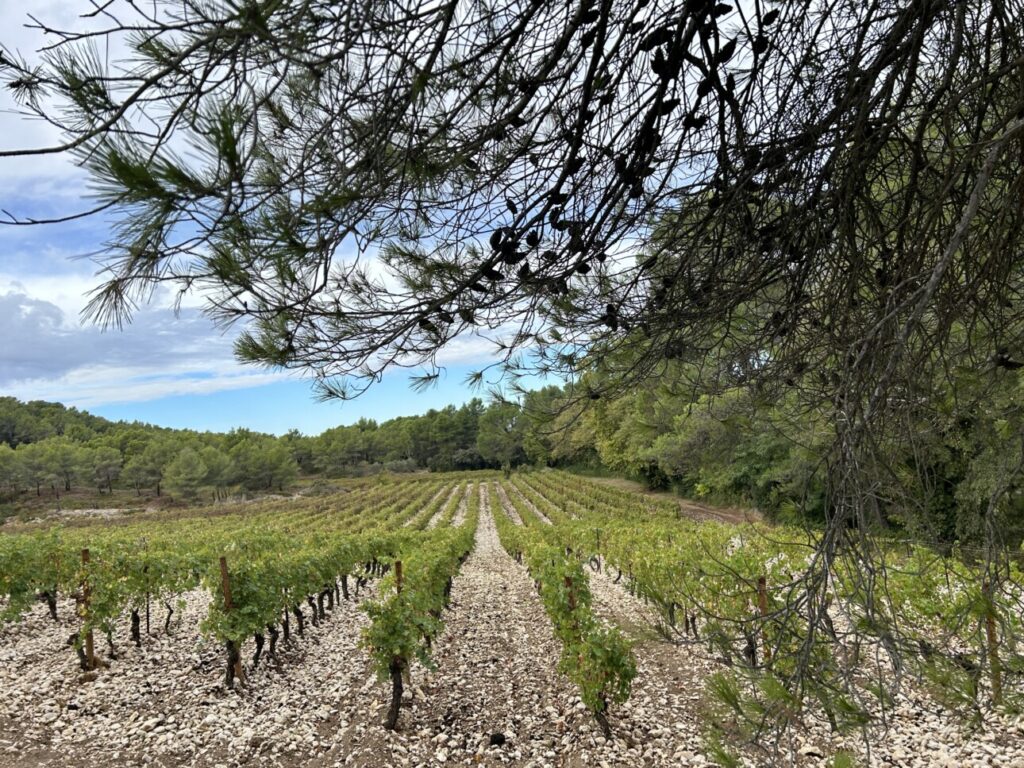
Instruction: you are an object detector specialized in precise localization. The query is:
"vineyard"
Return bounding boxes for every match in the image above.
[1,471,1022,768]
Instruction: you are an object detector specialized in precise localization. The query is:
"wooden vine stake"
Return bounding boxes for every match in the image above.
[394,560,403,594]
[219,556,245,686]
[757,575,771,663]
[81,548,97,670]
[982,580,1002,705]
[565,575,577,612]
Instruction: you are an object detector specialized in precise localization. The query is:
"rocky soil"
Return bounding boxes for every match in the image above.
[449,485,471,527]
[0,581,381,768]
[1,493,1022,768]
[583,558,1024,768]
[490,483,523,525]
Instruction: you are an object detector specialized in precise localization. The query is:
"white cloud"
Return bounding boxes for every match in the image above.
[0,271,97,316]
[0,2,164,205]
[0,4,504,412]
[0,283,292,406]
[8,365,289,409]
[434,333,503,367]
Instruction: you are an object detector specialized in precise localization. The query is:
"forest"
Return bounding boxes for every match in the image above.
[5,362,1023,555]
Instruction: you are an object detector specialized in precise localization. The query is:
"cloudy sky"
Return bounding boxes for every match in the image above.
[0,3,506,434]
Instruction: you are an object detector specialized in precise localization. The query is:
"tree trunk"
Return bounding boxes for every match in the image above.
[594,698,612,739]
[106,629,117,660]
[42,590,57,621]
[292,605,305,637]
[341,575,349,600]
[267,624,279,658]
[131,609,141,647]
[385,658,404,730]
[743,630,757,667]
[225,640,241,688]
[252,632,265,669]
[69,633,89,671]
[164,600,174,634]
[307,595,320,626]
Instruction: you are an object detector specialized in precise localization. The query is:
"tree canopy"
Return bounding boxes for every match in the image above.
[3,1,1020,401]
[0,396,537,507]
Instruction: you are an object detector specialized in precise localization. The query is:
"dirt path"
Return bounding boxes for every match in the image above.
[581,475,760,525]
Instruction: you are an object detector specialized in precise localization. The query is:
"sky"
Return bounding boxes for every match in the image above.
[0,2,517,435]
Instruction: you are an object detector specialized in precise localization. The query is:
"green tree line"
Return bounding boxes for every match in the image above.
[8,368,1022,551]
[0,395,549,502]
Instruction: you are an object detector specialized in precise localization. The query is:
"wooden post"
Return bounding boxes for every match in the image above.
[219,556,244,684]
[81,548,96,670]
[394,560,403,594]
[143,564,150,635]
[564,575,576,612]
[757,575,771,663]
[983,581,1002,705]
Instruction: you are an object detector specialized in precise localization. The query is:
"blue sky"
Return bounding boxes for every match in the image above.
[0,203,503,433]
[0,3,526,435]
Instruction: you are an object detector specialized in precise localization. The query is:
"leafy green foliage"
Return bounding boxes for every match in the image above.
[362,509,477,679]
[493,485,637,727]
[165,447,208,499]
[0,475,480,651]
[501,470,1024,738]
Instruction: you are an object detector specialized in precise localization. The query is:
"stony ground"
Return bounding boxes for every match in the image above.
[1,488,1023,768]
[0,582,380,768]
[580,562,1024,768]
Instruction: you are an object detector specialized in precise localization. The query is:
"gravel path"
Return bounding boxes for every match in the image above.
[505,482,552,525]
[425,485,463,530]
[344,490,578,767]
[450,484,472,527]
[491,482,524,525]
